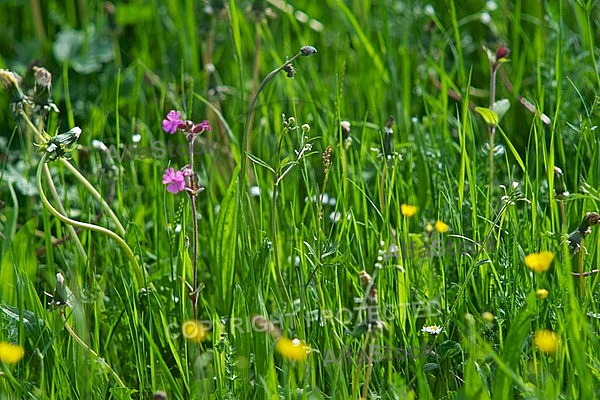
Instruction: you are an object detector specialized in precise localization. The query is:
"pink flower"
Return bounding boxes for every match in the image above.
[198,120,211,132]
[162,110,183,134]
[162,167,185,193]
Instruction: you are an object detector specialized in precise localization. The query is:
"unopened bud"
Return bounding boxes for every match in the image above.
[300,46,317,56]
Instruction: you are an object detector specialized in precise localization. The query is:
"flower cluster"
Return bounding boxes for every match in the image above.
[160,110,211,195]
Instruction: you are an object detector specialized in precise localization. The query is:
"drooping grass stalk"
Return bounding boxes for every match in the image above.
[37,153,144,287]
[19,110,126,236]
[42,165,87,261]
[60,308,125,388]
[58,158,125,235]
[242,46,317,184]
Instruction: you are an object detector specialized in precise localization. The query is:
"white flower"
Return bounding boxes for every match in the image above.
[421,325,442,335]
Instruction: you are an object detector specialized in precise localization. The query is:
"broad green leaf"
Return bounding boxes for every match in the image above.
[213,167,240,315]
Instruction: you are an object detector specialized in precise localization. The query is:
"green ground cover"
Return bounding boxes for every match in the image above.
[1,1,600,398]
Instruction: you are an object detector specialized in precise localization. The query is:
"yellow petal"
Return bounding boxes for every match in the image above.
[276,338,310,361]
[0,342,25,364]
[534,329,559,354]
[401,204,417,217]
[524,251,554,272]
[434,220,449,233]
[182,320,210,343]
[535,289,549,299]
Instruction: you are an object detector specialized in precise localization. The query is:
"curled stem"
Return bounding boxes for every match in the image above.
[37,154,143,287]
[19,110,126,235]
[60,309,126,388]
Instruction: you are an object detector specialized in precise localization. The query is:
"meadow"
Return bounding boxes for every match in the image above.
[1,0,600,399]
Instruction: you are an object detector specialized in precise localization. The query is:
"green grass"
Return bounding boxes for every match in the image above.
[2,0,600,399]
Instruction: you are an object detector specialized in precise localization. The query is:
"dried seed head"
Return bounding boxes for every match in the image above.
[359,270,371,288]
[584,212,600,228]
[0,69,22,91]
[33,66,52,91]
[32,66,59,113]
[300,45,317,56]
[152,391,168,400]
[0,69,27,107]
[283,63,296,78]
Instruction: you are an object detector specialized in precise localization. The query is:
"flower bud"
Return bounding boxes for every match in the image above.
[300,46,317,56]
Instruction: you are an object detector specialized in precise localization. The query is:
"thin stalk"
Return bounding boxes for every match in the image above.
[189,192,199,320]
[43,165,87,261]
[272,132,292,305]
[361,331,374,399]
[578,248,584,295]
[19,110,126,235]
[245,24,263,174]
[243,50,304,156]
[59,158,126,236]
[18,109,87,260]
[60,309,125,388]
[37,154,143,287]
[242,47,315,183]
[488,64,497,219]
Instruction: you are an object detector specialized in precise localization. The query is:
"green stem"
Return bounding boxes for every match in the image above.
[272,132,292,306]
[488,66,497,220]
[37,154,143,287]
[18,110,87,260]
[19,109,126,235]
[43,164,87,261]
[242,50,304,183]
[61,309,126,388]
[58,158,126,236]
[189,191,199,319]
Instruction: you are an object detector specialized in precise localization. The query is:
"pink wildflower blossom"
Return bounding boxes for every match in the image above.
[162,167,185,193]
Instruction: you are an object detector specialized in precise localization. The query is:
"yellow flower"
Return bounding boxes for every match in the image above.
[275,337,310,361]
[524,251,554,272]
[0,342,25,364]
[534,329,559,354]
[536,289,549,299]
[401,204,417,217]
[482,311,495,323]
[434,220,449,233]
[182,320,210,343]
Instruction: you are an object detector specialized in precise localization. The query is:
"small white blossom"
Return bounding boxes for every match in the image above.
[421,325,442,335]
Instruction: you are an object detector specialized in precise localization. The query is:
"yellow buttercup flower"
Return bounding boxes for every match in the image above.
[0,341,25,364]
[534,329,559,354]
[276,337,310,361]
[434,220,449,233]
[536,289,549,299]
[524,251,554,273]
[182,320,210,343]
[401,204,417,217]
